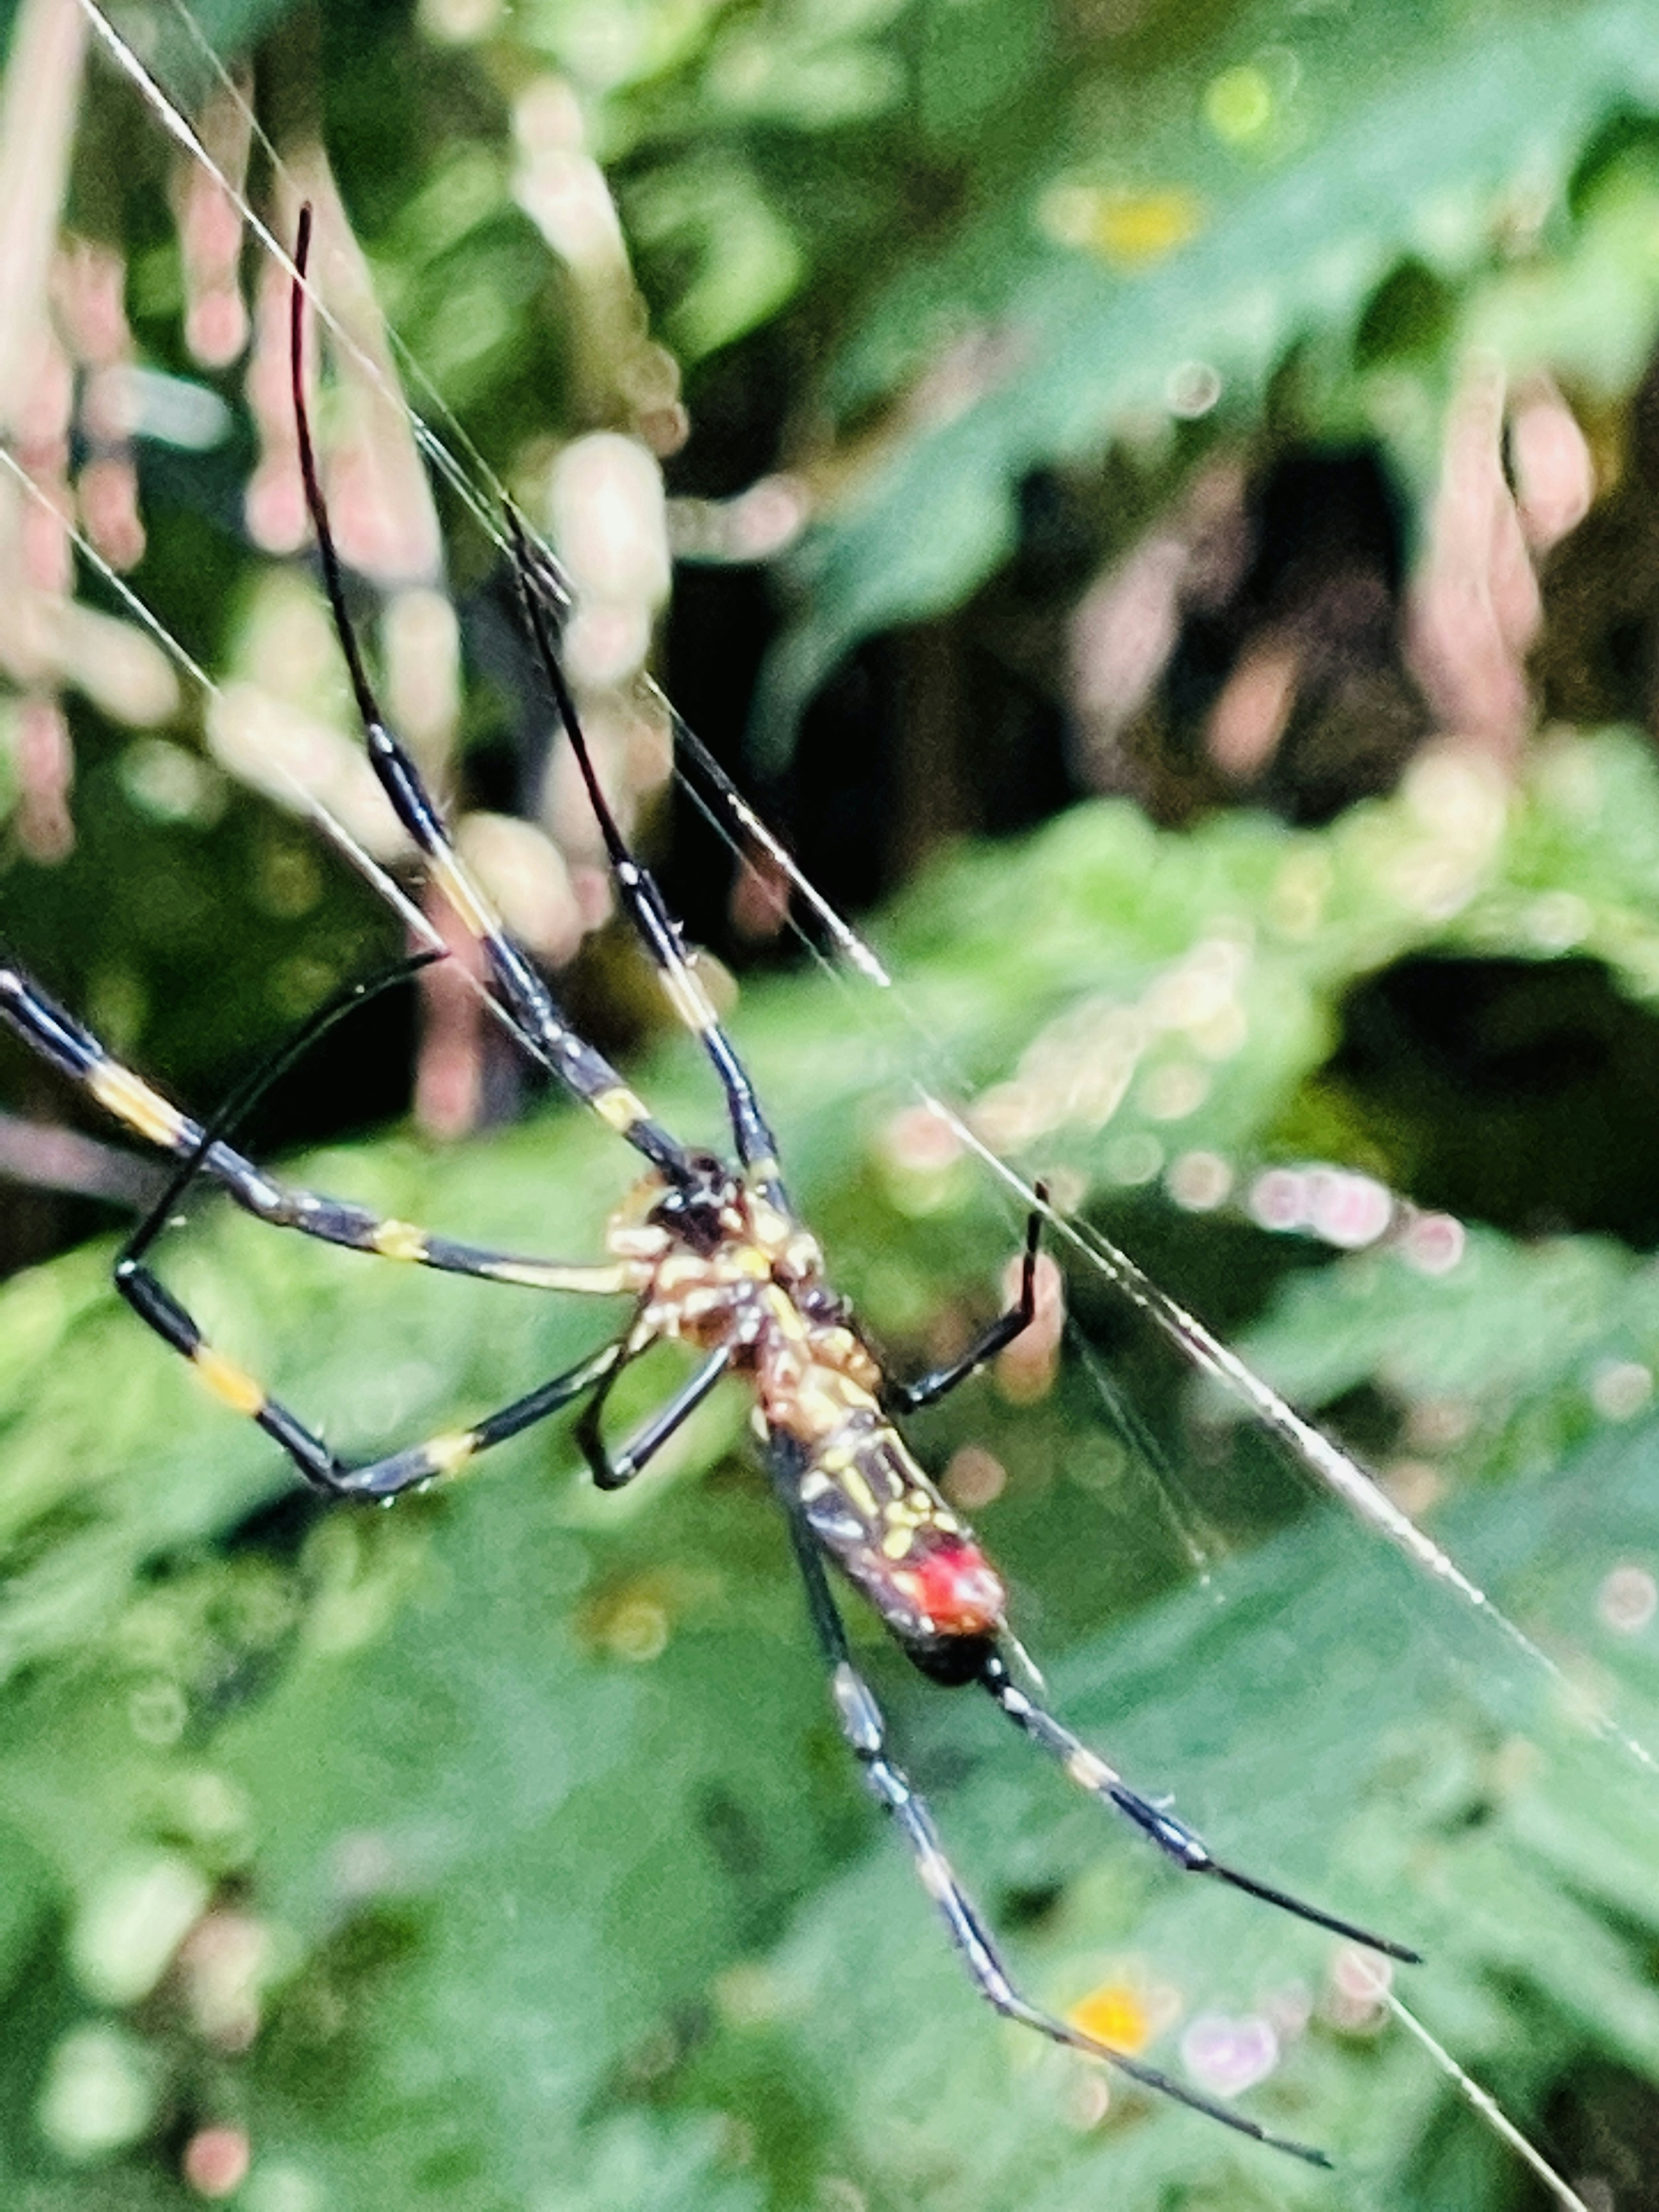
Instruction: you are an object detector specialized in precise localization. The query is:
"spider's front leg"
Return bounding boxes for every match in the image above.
[772,1454,1332,2168]
[575,1341,730,1490]
[883,1190,1047,1417]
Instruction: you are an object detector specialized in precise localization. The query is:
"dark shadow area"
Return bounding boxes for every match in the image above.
[1324,953,1659,1246]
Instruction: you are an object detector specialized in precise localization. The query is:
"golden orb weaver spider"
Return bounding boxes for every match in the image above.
[0,209,1419,2170]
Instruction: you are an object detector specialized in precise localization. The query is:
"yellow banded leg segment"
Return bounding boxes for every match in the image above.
[479,1259,633,1294]
[420,1430,478,1479]
[1066,1747,1119,1793]
[371,1217,430,1264]
[192,1344,268,1417]
[429,849,502,944]
[87,1061,188,1150]
[658,958,718,1037]
[594,1084,652,1136]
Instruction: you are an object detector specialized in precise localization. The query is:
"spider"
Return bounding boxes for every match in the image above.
[0,211,1418,2169]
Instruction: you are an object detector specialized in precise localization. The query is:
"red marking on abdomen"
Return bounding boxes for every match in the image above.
[915,1540,1006,1635]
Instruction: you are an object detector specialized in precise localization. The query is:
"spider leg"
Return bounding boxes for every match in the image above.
[978,1649,1422,1964]
[772,1478,1331,2168]
[885,1195,1045,1416]
[508,511,787,1208]
[288,213,691,1188]
[113,1240,623,1500]
[577,1346,730,1491]
[0,963,632,1298]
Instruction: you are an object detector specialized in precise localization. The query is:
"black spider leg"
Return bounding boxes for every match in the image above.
[769,1440,1331,2169]
[977,1650,1423,1965]
[288,209,692,1189]
[0,957,634,1299]
[507,509,788,1211]
[576,1337,731,1490]
[886,1191,1045,1415]
[111,1236,624,1500]
[12,950,632,1500]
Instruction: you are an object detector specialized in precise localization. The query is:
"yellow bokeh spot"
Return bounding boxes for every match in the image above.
[604,1597,670,1663]
[1040,184,1205,268]
[1068,1982,1152,2054]
[1205,64,1273,144]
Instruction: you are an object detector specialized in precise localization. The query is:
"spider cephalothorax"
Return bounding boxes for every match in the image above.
[646,1148,741,1255]
[617,1164,832,1351]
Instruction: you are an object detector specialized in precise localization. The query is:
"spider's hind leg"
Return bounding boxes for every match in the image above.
[977,1648,1422,1964]
[772,1450,1332,2167]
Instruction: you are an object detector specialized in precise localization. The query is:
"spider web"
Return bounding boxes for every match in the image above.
[3,6,1655,2205]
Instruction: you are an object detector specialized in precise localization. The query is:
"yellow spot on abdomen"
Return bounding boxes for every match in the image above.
[839,1465,878,1518]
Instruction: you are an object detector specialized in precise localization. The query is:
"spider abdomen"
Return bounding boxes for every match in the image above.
[791,1421,1007,1652]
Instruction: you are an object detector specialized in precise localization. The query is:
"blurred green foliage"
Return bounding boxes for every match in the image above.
[9,0,1659,2208]
[753,0,1659,747]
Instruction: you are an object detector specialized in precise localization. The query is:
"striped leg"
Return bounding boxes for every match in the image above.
[0,963,633,1299]
[977,1651,1422,1964]
[115,1248,623,1500]
[507,513,786,1207]
[772,1468,1331,2169]
[39,941,639,1497]
[287,212,690,1187]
